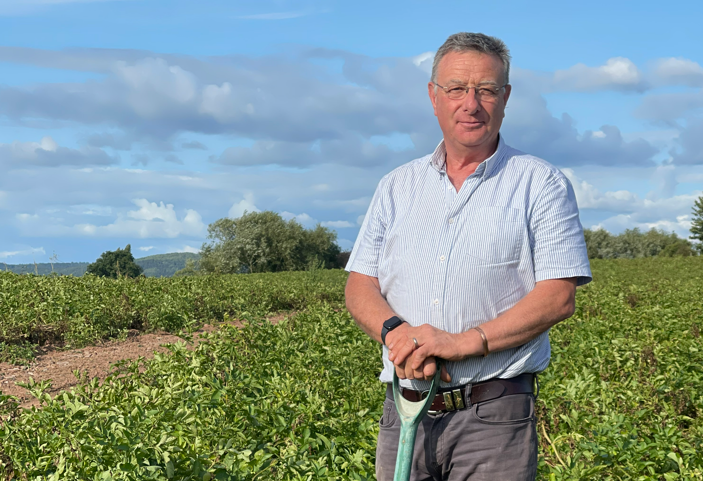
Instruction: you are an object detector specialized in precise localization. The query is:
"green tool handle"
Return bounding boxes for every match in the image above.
[391,359,443,481]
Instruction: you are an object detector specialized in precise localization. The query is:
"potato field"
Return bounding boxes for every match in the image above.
[0,258,702,480]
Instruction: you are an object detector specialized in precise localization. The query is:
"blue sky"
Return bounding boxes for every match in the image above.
[1,0,702,263]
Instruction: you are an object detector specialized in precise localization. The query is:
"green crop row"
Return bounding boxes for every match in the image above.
[0,269,347,363]
[0,258,702,479]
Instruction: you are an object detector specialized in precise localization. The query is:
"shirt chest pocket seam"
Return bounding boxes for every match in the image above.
[465,206,525,265]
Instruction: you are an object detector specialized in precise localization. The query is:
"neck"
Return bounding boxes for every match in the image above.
[444,135,500,170]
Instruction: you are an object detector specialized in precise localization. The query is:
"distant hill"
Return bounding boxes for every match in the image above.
[2,261,89,276]
[2,252,200,278]
[136,252,200,277]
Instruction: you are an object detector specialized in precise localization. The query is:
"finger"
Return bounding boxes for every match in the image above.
[395,364,407,380]
[422,358,437,380]
[441,364,452,383]
[403,360,415,380]
[410,346,429,370]
[392,342,415,367]
[412,354,424,380]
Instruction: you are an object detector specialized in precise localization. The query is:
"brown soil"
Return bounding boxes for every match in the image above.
[0,313,289,409]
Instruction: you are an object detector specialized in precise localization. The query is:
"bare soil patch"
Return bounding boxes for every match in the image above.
[0,313,290,408]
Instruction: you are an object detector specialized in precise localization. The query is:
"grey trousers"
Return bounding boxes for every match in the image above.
[376,384,538,481]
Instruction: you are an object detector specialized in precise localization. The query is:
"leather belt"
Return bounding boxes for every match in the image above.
[392,373,535,414]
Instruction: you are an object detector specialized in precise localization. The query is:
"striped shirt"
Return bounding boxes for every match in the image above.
[346,135,592,390]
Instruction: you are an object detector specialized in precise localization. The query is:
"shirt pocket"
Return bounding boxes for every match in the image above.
[466,206,525,265]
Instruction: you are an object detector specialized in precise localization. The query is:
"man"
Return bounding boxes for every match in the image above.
[345,32,591,480]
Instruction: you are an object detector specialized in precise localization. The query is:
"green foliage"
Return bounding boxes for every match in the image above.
[86,245,144,279]
[584,227,697,259]
[199,211,342,274]
[691,195,703,254]
[0,269,346,362]
[2,262,90,277]
[4,253,201,278]
[1,258,702,479]
[137,253,201,277]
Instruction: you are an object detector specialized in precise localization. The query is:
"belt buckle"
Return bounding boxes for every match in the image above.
[421,390,441,415]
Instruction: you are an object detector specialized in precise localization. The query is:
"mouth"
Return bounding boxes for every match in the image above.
[457,120,484,128]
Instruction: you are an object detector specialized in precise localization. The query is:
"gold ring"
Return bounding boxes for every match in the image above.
[412,337,419,349]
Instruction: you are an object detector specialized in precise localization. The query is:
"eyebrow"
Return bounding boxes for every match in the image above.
[445,79,501,87]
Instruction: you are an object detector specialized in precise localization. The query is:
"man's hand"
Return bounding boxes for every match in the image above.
[386,324,463,381]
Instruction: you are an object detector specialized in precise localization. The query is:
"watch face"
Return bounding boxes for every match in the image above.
[384,317,403,329]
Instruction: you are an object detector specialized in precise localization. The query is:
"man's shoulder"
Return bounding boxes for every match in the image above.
[377,154,434,190]
[502,144,570,187]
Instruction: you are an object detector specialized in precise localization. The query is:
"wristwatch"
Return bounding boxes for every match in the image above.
[381,316,405,346]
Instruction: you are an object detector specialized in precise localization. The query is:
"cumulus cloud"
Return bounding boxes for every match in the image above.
[179,245,201,254]
[552,57,644,92]
[503,71,658,166]
[228,193,259,218]
[0,136,117,168]
[138,246,154,252]
[651,57,703,88]
[17,199,206,238]
[564,168,701,237]
[670,117,703,165]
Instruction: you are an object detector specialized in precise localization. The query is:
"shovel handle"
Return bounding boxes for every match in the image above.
[391,359,443,481]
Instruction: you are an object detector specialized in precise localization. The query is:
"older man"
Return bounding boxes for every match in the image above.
[345,32,591,480]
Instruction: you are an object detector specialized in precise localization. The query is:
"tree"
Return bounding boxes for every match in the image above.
[86,244,143,278]
[199,211,343,274]
[691,194,703,254]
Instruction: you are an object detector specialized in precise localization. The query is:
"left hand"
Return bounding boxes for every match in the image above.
[387,324,467,373]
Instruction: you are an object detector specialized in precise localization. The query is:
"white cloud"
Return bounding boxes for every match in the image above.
[17,199,207,239]
[228,193,259,218]
[356,214,365,226]
[0,136,116,168]
[281,211,316,227]
[179,245,200,254]
[321,220,355,228]
[553,57,643,92]
[652,57,703,87]
[0,191,7,208]
[564,169,701,238]
[138,246,154,252]
[0,246,45,259]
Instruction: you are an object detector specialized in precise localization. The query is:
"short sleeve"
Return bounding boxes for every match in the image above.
[345,178,388,278]
[529,174,592,286]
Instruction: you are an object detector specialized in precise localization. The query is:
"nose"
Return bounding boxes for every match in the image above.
[461,88,481,115]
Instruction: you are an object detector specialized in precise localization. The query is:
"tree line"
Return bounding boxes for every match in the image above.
[84,196,703,278]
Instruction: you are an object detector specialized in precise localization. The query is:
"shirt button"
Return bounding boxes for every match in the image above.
[439,255,446,262]
[448,218,454,224]
[433,299,439,305]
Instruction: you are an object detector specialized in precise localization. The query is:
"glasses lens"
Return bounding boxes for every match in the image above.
[446,87,466,100]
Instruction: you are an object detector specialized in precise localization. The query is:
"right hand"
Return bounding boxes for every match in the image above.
[386,324,451,382]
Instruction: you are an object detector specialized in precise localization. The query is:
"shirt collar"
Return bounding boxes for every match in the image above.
[430,134,506,178]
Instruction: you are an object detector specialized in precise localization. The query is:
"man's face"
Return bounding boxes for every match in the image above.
[428,50,511,153]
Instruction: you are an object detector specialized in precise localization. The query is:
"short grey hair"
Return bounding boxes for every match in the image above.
[431,32,511,84]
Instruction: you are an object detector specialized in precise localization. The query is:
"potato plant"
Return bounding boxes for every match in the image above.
[0,258,701,480]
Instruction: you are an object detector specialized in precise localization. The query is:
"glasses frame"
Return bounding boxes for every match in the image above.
[433,82,508,102]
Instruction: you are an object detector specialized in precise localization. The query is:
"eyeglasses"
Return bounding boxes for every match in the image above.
[433,82,507,102]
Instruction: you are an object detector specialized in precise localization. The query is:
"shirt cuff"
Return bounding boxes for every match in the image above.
[345,263,379,278]
[535,268,592,286]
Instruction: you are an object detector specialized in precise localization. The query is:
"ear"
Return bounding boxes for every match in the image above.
[503,84,512,108]
[428,82,439,117]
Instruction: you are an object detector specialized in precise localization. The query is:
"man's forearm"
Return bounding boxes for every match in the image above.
[453,278,578,359]
[399,278,578,373]
[344,271,397,343]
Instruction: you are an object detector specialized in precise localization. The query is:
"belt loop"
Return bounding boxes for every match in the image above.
[465,383,472,408]
[534,374,540,400]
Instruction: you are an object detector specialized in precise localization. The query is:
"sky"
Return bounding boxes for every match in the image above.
[1,0,702,263]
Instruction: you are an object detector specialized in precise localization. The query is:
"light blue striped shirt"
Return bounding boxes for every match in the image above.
[346,135,592,390]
